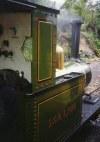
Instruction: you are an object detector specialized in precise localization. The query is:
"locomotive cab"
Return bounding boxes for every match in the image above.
[0,1,91,142]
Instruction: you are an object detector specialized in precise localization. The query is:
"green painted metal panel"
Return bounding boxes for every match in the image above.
[31,10,57,93]
[38,87,81,142]
[38,21,52,82]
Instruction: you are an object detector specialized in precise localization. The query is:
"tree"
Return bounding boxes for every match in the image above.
[64,0,100,56]
[95,2,100,37]
[64,0,77,9]
[64,0,99,33]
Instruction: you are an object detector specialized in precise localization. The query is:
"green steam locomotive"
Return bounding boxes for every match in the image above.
[0,0,92,142]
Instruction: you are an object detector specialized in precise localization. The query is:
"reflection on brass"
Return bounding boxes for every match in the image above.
[56,45,64,69]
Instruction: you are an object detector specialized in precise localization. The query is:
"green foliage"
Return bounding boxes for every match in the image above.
[95,5,100,37]
[64,0,77,9]
[95,39,100,49]
[81,32,100,57]
[64,0,97,31]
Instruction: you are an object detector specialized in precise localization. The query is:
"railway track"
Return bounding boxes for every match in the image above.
[87,87,100,96]
[83,87,100,104]
[86,86,100,95]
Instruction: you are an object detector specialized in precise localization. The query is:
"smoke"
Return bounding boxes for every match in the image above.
[57,9,82,58]
[57,9,82,33]
[50,0,65,9]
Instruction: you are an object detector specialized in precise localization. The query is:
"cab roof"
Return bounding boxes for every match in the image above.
[0,0,60,14]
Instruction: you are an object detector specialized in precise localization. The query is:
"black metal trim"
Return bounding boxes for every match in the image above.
[8,0,36,9]
[3,0,60,14]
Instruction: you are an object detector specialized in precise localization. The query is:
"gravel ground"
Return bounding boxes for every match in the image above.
[85,59,100,94]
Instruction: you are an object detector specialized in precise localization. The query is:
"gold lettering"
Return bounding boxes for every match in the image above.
[48,103,76,129]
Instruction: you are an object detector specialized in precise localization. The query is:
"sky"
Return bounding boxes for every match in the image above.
[50,0,65,8]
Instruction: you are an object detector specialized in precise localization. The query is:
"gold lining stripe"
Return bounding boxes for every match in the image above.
[38,84,82,106]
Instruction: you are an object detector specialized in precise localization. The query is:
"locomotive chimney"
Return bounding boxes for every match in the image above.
[71,20,82,59]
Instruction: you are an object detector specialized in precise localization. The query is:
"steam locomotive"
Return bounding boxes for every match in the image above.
[0,0,93,142]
